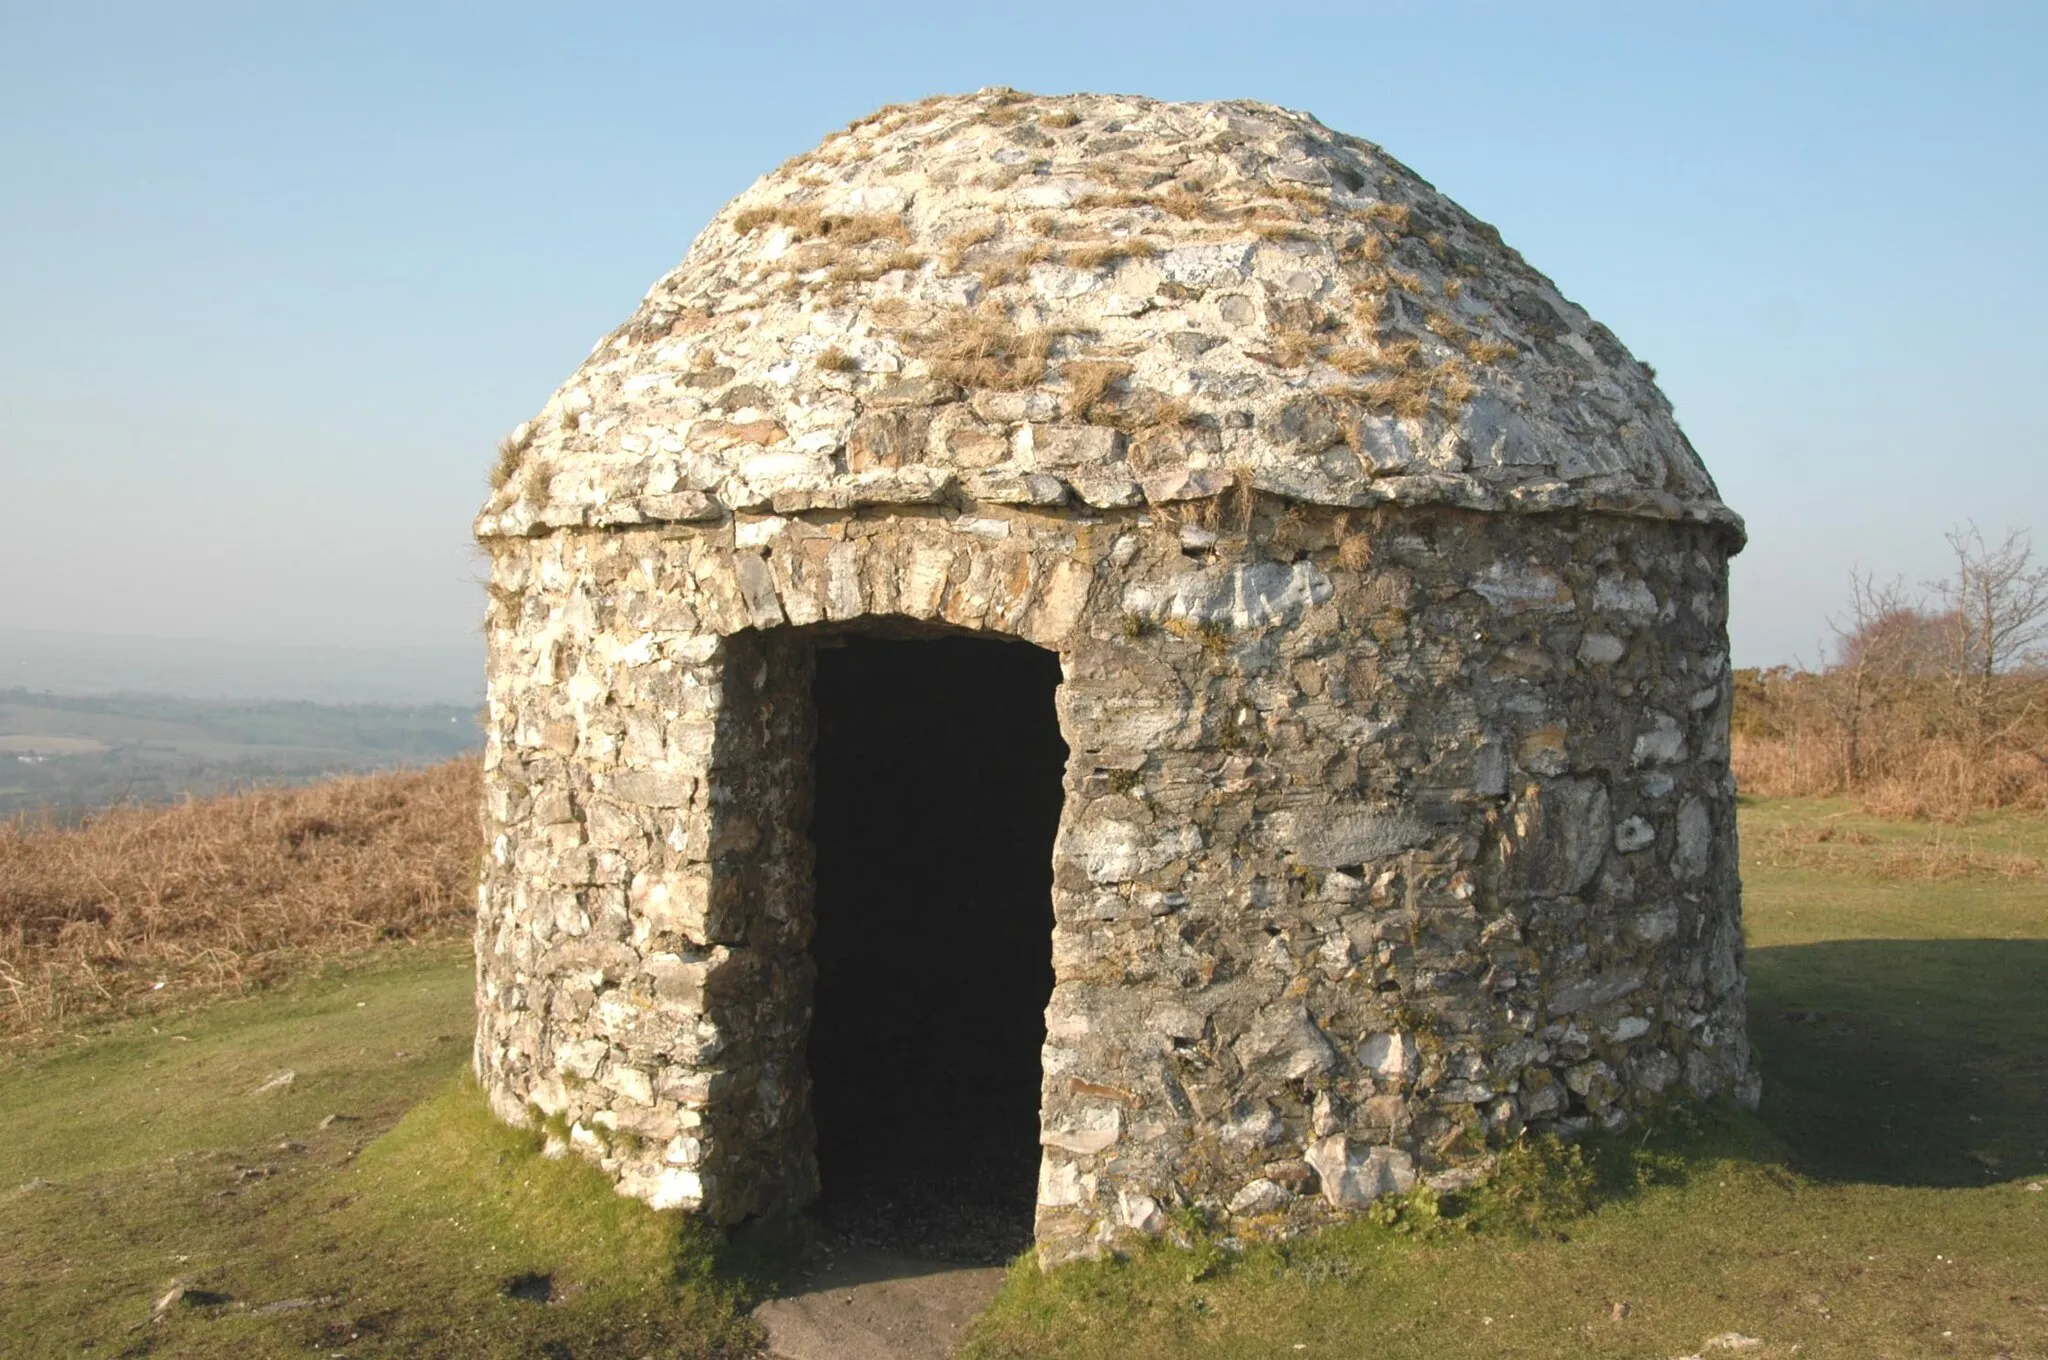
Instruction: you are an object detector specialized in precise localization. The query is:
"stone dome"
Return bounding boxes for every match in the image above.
[471,91,1756,1267]
[477,89,1740,546]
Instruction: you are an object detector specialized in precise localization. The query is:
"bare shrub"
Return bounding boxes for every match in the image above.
[1734,527,2048,817]
[0,760,481,1041]
[1929,525,2048,800]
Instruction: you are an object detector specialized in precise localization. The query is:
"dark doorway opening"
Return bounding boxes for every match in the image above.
[806,632,1065,1263]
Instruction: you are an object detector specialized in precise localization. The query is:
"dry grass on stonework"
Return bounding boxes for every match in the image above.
[729,203,908,247]
[1333,364,1473,421]
[973,240,1057,289]
[824,248,927,287]
[489,431,528,490]
[1061,359,1133,420]
[916,307,1061,390]
[0,759,481,1041]
[939,222,1000,272]
[1061,238,1159,270]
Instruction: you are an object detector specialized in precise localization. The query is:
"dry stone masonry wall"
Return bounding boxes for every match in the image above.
[473,89,1756,1266]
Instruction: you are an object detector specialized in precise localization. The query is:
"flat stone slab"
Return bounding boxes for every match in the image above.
[755,1249,1006,1360]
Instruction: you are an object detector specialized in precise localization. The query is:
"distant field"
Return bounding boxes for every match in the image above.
[0,688,481,818]
[0,734,109,756]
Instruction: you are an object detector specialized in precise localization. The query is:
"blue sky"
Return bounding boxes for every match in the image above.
[2,2,2042,669]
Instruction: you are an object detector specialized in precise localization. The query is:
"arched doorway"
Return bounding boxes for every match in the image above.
[804,629,1066,1262]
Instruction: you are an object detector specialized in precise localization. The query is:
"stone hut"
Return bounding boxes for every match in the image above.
[473,90,1757,1265]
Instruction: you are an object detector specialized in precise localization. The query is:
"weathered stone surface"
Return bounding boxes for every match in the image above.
[475,93,1741,544]
[1268,807,1431,868]
[471,89,1753,1271]
[1227,1177,1296,1216]
[1306,1137,1416,1208]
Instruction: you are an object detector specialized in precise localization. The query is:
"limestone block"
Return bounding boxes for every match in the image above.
[1162,242,1254,288]
[1359,1031,1418,1079]
[1042,1104,1123,1155]
[1019,558,1095,645]
[1231,1005,1337,1080]
[1509,778,1610,895]
[1674,797,1713,880]
[964,468,1069,505]
[1305,1136,1416,1208]
[865,376,960,409]
[1116,1190,1166,1233]
[1138,464,1234,502]
[610,769,699,809]
[1016,423,1124,473]
[1546,968,1646,1016]
[1578,631,1626,665]
[554,1038,609,1081]
[1060,819,1202,885]
[1518,1067,1565,1118]
[1593,573,1659,620]
[637,490,723,522]
[821,540,865,621]
[1120,561,1334,632]
[898,542,955,619]
[1614,815,1656,853]
[1066,467,1144,509]
[845,408,931,471]
[627,868,722,943]
[928,406,1009,467]
[1227,1178,1295,1216]
[1268,806,1431,869]
[1038,1159,1096,1207]
[968,389,1060,423]
[846,466,954,506]
[1471,562,1574,613]
[1632,713,1688,766]
[732,552,784,629]
[1630,1047,1680,1095]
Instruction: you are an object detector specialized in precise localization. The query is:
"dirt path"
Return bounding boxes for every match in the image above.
[754,1248,1007,1360]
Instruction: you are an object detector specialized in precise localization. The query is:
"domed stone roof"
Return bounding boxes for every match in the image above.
[476,89,1740,544]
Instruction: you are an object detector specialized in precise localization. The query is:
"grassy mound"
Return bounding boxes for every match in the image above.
[0,950,762,1357]
[0,759,480,1041]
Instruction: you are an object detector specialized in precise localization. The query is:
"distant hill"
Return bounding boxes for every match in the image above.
[0,628,482,705]
[0,689,481,819]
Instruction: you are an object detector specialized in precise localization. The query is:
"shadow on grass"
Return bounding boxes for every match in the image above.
[1747,938,2048,1186]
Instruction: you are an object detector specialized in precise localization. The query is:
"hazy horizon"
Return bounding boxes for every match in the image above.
[0,627,481,705]
[4,4,2043,669]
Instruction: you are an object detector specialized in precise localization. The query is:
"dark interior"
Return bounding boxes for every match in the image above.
[805,632,1065,1263]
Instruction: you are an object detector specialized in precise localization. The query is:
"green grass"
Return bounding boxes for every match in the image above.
[3,801,2044,1358]
[1741,798,2048,1190]
[0,946,762,1357]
